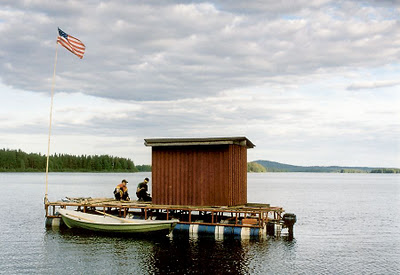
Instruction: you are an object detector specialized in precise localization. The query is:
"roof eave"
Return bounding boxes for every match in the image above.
[144,137,255,149]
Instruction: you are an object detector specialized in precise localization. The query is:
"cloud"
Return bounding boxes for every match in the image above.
[0,1,399,101]
[347,80,400,90]
[0,83,398,166]
[0,1,399,167]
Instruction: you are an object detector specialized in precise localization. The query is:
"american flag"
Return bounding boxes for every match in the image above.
[57,28,86,59]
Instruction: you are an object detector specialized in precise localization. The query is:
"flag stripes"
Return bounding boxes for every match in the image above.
[57,28,85,59]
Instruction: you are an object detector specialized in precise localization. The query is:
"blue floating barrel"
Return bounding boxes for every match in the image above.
[233,226,242,236]
[173,223,190,236]
[250,227,260,237]
[223,226,242,238]
[172,223,265,240]
[197,225,216,235]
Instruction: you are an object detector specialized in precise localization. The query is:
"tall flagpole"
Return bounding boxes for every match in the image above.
[45,43,59,203]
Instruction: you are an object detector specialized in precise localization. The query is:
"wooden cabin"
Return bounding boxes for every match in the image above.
[144,137,255,206]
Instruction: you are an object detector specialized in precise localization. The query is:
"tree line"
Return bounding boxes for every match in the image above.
[2,149,397,174]
[247,162,287,172]
[0,148,151,172]
[370,168,400,174]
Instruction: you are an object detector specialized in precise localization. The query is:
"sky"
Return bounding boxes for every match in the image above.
[0,0,399,167]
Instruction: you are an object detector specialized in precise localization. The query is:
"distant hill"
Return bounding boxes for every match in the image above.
[251,160,399,173]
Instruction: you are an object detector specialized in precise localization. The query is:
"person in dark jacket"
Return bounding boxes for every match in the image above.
[114,179,130,201]
[136,177,152,201]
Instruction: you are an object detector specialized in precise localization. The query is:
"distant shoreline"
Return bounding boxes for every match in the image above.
[1,169,399,174]
[248,160,400,174]
[1,148,398,174]
[0,170,147,173]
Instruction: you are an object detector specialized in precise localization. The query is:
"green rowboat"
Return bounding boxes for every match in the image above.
[58,209,178,235]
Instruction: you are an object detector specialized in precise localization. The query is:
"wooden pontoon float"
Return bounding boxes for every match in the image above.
[45,197,294,239]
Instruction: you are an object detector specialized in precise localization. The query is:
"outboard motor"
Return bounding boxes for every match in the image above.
[282,213,297,240]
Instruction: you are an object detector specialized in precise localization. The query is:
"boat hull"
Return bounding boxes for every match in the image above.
[58,209,177,234]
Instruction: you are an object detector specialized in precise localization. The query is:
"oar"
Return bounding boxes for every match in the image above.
[94,210,138,223]
[64,212,96,223]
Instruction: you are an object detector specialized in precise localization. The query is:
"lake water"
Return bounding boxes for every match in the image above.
[0,172,399,274]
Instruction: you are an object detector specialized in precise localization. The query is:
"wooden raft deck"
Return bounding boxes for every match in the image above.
[45,197,285,229]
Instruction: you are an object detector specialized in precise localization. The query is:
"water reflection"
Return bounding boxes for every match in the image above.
[150,236,251,274]
[45,227,162,274]
[44,227,288,274]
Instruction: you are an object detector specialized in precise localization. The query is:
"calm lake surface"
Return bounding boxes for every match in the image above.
[0,172,399,274]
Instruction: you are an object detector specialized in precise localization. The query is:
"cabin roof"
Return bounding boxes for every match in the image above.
[144,137,255,149]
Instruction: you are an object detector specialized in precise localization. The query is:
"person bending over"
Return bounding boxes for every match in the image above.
[114,179,130,201]
[136,177,152,201]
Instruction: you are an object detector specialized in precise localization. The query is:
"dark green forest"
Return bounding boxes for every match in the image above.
[0,148,151,172]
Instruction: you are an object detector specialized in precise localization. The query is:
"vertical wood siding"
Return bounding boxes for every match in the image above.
[152,144,247,206]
